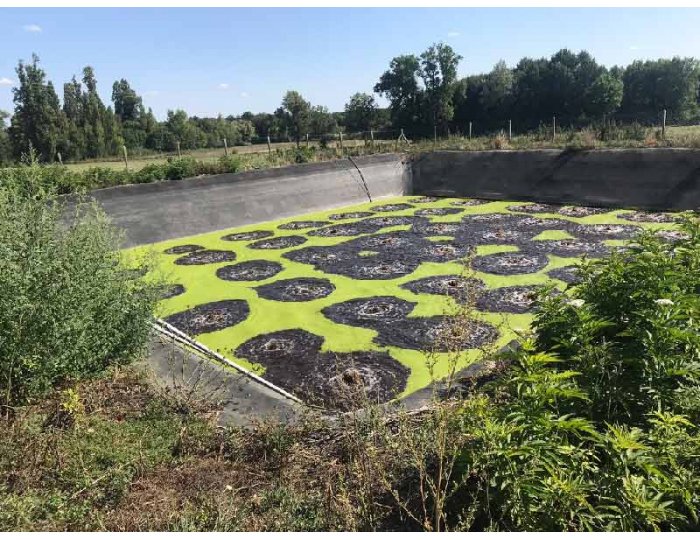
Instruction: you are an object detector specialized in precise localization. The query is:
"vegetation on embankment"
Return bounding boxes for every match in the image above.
[2,123,700,196]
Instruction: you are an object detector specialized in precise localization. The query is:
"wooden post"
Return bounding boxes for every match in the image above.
[552,116,557,141]
[176,141,182,158]
[662,109,667,138]
[56,151,63,165]
[508,120,512,141]
[339,130,344,155]
[433,124,437,144]
[223,138,228,156]
[266,134,272,156]
[306,133,309,148]
[370,129,374,147]
[121,145,128,170]
[469,122,473,140]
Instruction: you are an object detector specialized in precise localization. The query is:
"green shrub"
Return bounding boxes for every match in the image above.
[455,217,700,531]
[0,164,160,408]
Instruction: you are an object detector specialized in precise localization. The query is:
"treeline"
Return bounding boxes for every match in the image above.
[375,45,700,137]
[1,47,699,165]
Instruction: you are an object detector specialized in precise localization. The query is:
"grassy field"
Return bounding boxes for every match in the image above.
[126,196,681,408]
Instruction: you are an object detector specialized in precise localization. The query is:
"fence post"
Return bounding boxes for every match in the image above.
[552,116,557,141]
[469,122,472,140]
[306,133,309,148]
[266,134,272,156]
[122,145,128,170]
[56,151,63,165]
[223,138,228,156]
[339,130,344,155]
[370,129,374,148]
[662,109,667,139]
[508,119,512,141]
[433,124,437,146]
[176,141,182,158]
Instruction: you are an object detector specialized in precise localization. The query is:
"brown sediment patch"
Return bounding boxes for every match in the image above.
[415,207,463,216]
[475,285,542,314]
[254,277,335,302]
[278,220,331,230]
[370,203,415,212]
[547,265,582,285]
[174,250,237,265]
[617,211,679,223]
[216,260,284,282]
[164,244,205,255]
[164,299,249,335]
[248,235,307,250]
[221,230,273,242]
[328,211,375,220]
[400,275,485,300]
[471,252,549,275]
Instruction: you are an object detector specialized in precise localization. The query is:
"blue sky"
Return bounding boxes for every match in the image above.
[1,7,700,119]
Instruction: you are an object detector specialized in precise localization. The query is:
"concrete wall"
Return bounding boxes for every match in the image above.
[411,148,700,211]
[79,153,410,247]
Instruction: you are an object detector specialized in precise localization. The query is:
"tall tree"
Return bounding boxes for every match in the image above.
[0,110,11,164]
[9,54,65,161]
[280,91,311,146]
[419,42,463,134]
[344,92,379,132]
[374,54,422,132]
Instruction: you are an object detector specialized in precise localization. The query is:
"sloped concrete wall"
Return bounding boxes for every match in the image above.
[411,148,700,211]
[81,153,410,247]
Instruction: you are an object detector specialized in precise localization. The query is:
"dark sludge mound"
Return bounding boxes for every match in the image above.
[450,198,490,207]
[329,256,420,280]
[617,211,679,223]
[507,203,563,214]
[234,329,408,410]
[370,203,415,212]
[524,239,610,258]
[373,316,498,352]
[414,207,463,216]
[400,275,485,301]
[164,244,204,255]
[158,283,186,300]
[221,230,273,242]
[174,249,237,265]
[328,211,375,220]
[471,252,549,275]
[248,235,308,250]
[558,205,608,218]
[412,196,440,203]
[308,222,378,238]
[164,299,249,336]
[475,285,543,314]
[547,265,583,285]
[216,260,283,282]
[255,277,335,302]
[278,220,331,230]
[322,296,416,328]
[571,223,642,240]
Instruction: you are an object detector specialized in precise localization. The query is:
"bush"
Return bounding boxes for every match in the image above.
[454,217,700,531]
[0,164,160,408]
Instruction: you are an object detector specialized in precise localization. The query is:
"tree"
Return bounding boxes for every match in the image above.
[621,57,700,122]
[9,54,66,161]
[112,79,143,123]
[419,42,463,134]
[344,92,379,132]
[586,72,624,117]
[374,54,422,131]
[308,105,337,136]
[0,110,11,164]
[280,91,311,146]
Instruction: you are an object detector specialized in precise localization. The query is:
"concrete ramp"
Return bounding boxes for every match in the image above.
[411,148,700,211]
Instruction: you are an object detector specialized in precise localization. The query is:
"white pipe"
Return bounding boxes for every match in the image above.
[151,318,303,404]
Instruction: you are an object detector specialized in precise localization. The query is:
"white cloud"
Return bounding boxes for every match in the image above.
[240,91,249,98]
[447,31,460,37]
[218,83,230,89]
[0,77,14,86]
[23,24,42,33]
[143,90,159,97]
